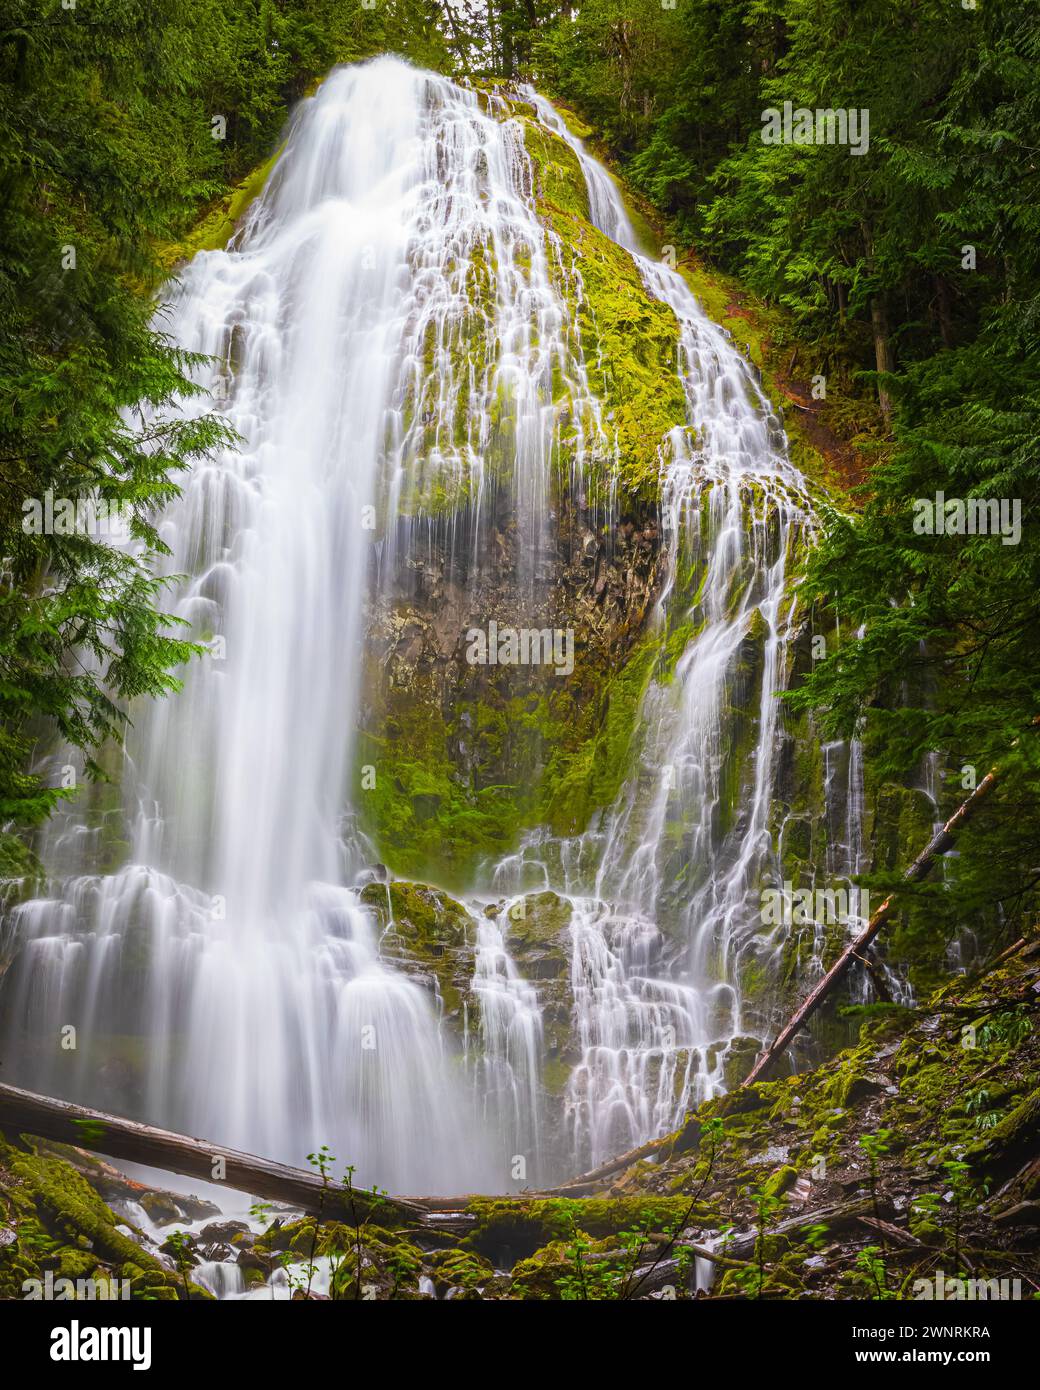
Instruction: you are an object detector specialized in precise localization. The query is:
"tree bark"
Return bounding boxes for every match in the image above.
[0,1081,426,1224]
[861,219,893,422]
[935,274,955,349]
[869,293,893,423]
[742,768,1001,1087]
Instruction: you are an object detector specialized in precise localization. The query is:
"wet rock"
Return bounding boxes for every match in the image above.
[360,879,475,1028]
[138,1191,187,1226]
[198,1241,237,1262]
[719,1035,761,1089]
[238,1247,278,1277]
[174,1193,222,1222]
[159,1231,199,1265]
[199,1219,252,1245]
[505,891,572,981]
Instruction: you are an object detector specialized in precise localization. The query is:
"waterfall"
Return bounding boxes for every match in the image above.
[0,57,814,1197]
[514,92,812,1162]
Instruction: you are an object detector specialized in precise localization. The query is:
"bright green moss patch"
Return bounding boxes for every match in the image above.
[540,635,659,835]
[516,116,590,222]
[359,879,473,1019]
[357,622,664,889]
[463,1194,702,1264]
[155,149,281,271]
[548,207,690,502]
[0,1135,195,1299]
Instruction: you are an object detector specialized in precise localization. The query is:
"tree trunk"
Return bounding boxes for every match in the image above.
[869,293,893,423]
[0,1081,426,1224]
[935,274,955,348]
[861,220,893,422]
[742,768,1001,1087]
[500,0,514,77]
[443,3,472,77]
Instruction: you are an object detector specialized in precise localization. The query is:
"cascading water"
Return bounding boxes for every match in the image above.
[0,57,816,1207]
[1,58,555,1193]
[501,92,813,1166]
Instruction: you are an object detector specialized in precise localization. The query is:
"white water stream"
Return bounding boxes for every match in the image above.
[0,58,821,1210]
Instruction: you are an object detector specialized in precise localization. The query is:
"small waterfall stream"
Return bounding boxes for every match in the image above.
[505,92,812,1166]
[0,58,818,1215]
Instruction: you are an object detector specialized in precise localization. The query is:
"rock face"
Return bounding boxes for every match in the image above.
[351,94,683,893]
[501,892,575,1091]
[358,502,667,891]
[359,882,578,1160]
[360,881,477,1028]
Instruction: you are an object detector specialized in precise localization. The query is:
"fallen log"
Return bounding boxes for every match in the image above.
[591,1240,751,1272]
[989,936,1027,968]
[538,1135,668,1194]
[721,1197,879,1260]
[0,1081,425,1225]
[743,767,1001,1087]
[857,1215,923,1249]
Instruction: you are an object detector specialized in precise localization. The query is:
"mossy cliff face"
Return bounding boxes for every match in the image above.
[358,883,578,1149]
[357,505,665,890]
[352,98,693,892]
[359,880,476,1026]
[498,891,575,1092]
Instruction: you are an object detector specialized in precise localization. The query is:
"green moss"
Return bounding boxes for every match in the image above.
[256,1216,423,1269]
[505,891,573,963]
[516,117,590,222]
[427,1247,494,1294]
[155,148,281,271]
[358,628,662,889]
[965,1084,1040,1171]
[463,1194,701,1266]
[540,636,659,836]
[359,879,473,1019]
[0,1136,187,1299]
[541,1055,572,1097]
[550,207,690,501]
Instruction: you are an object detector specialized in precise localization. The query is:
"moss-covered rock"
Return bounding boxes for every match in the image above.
[426,1246,495,1296]
[0,1135,204,1300]
[155,151,281,271]
[360,879,475,1025]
